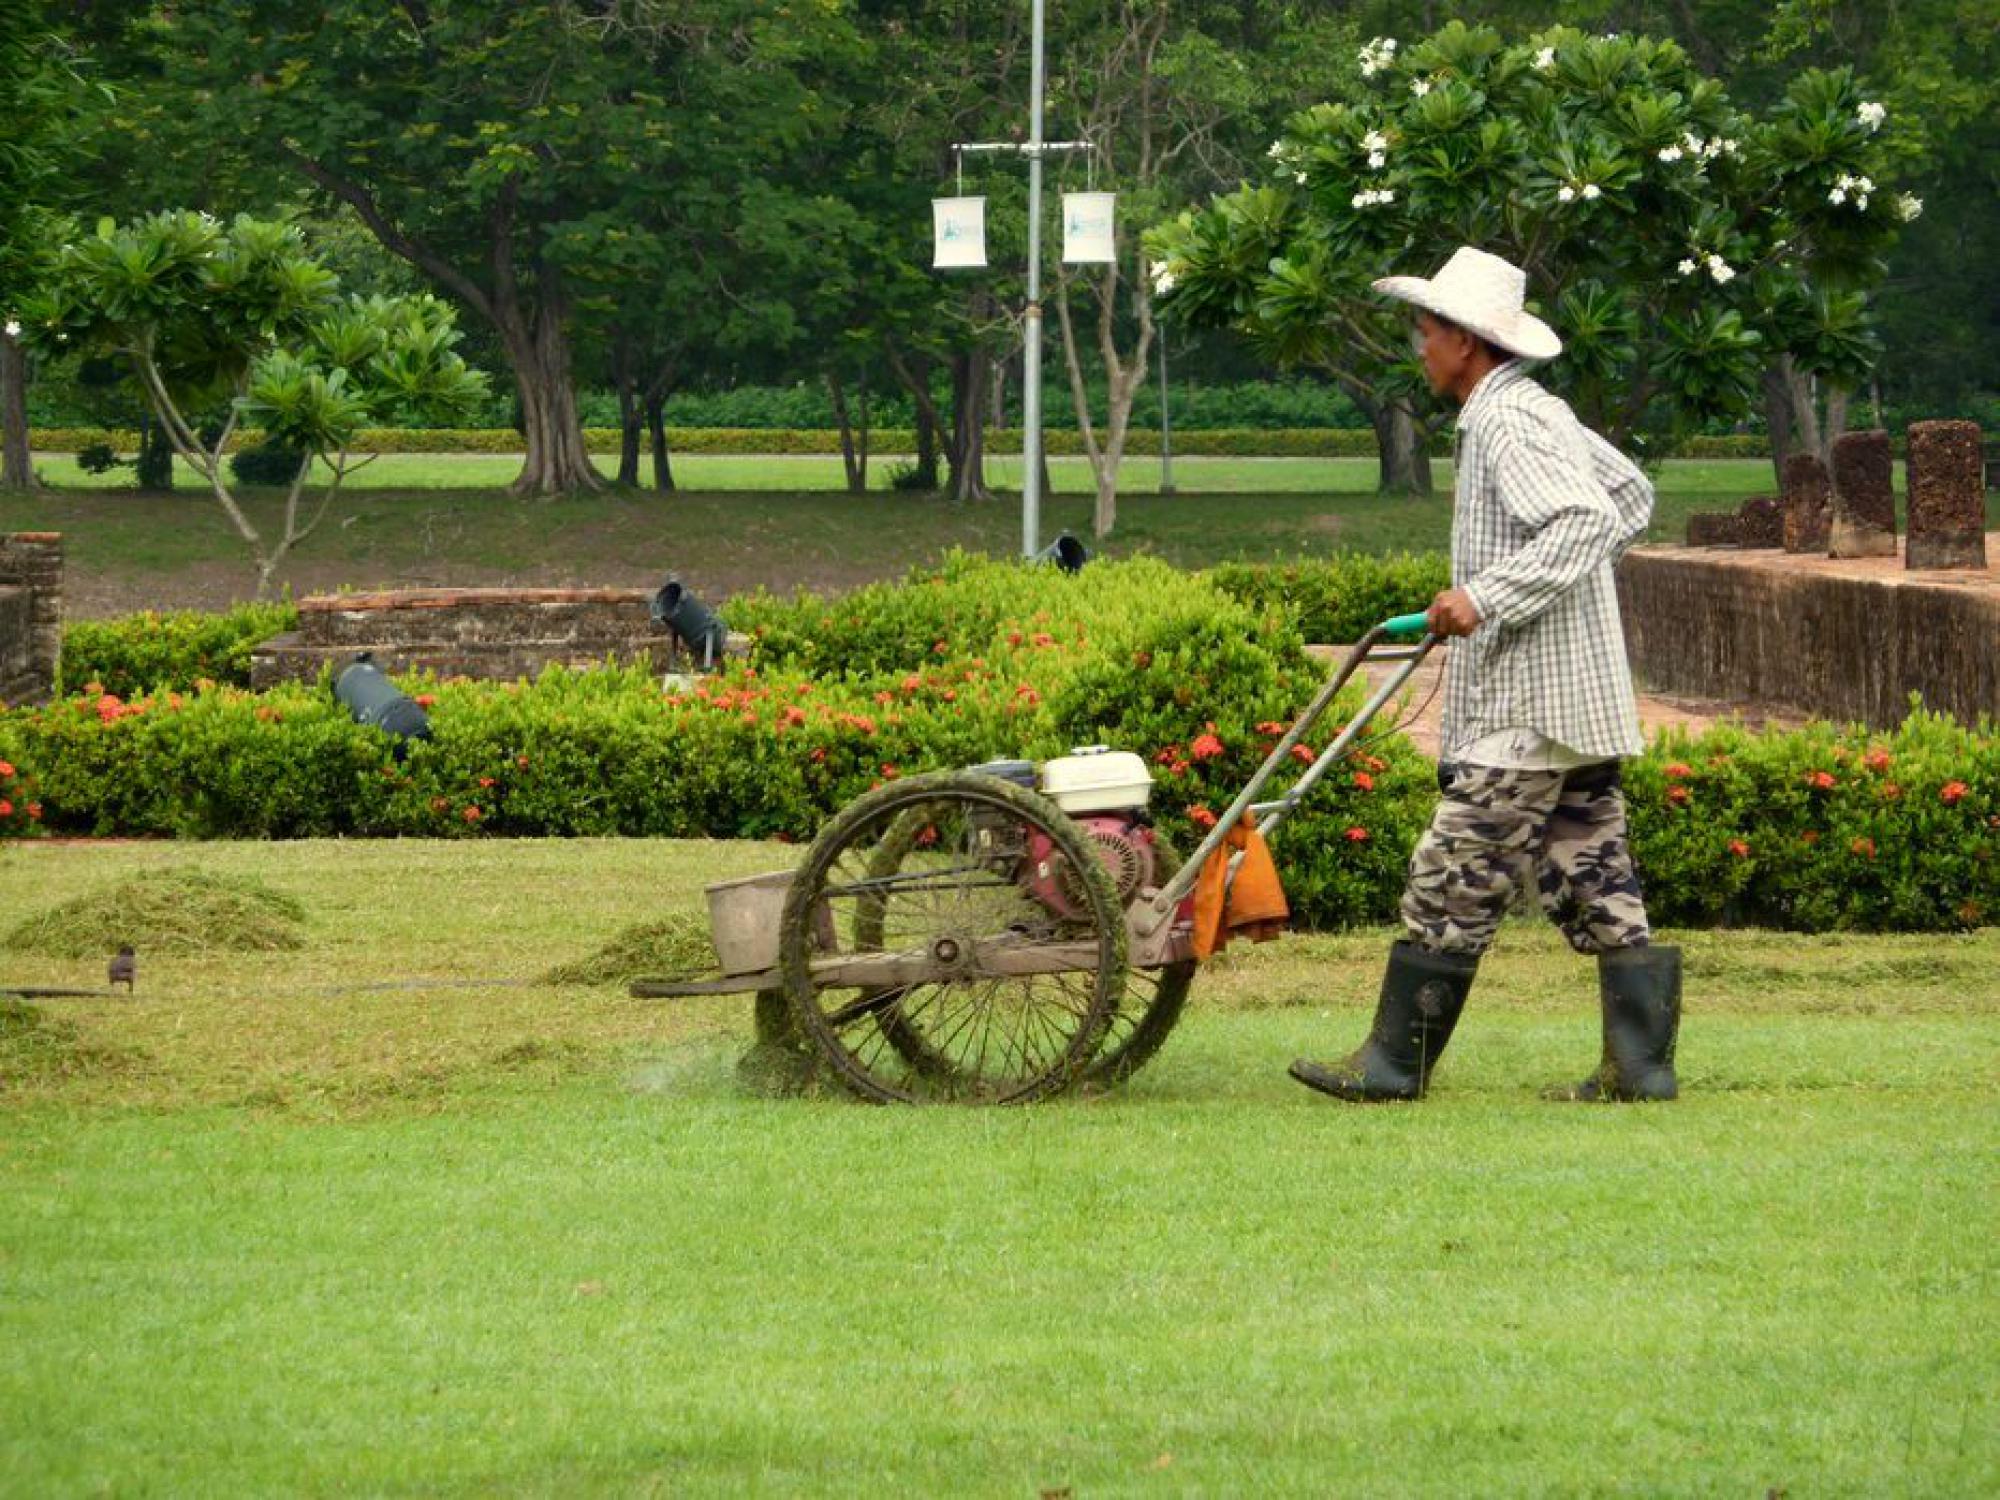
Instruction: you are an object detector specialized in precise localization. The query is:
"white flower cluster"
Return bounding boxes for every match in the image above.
[1556,182,1602,204]
[1149,260,1179,296]
[1664,132,1739,165]
[2,319,20,340]
[1351,188,1396,210]
[1677,253,1736,284]
[1828,172,1874,209]
[1898,192,1923,222]
[1358,36,1397,78]
[1856,100,1886,132]
[1362,129,1389,169]
[1267,140,1286,159]
[1410,78,1432,98]
[1533,46,1557,72]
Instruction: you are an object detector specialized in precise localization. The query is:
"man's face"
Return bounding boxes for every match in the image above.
[1414,312,1472,397]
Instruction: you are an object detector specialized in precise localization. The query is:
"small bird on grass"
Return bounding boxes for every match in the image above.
[107,945,136,994]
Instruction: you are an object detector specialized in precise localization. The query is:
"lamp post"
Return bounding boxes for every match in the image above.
[936,0,1086,560]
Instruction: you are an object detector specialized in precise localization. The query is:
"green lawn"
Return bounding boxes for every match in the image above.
[3,838,1994,1495]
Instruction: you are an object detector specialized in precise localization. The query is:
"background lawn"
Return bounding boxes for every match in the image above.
[10,454,1992,617]
[2,838,1993,1496]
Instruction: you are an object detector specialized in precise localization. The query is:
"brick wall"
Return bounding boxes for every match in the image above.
[0,532,61,706]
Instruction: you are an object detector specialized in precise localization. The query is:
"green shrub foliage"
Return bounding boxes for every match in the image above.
[6,564,1993,933]
[1207,554,1454,644]
[59,603,301,698]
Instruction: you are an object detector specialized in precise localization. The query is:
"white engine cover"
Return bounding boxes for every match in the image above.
[1039,744,1154,814]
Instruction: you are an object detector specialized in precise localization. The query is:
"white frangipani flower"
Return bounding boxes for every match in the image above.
[1580,183,1602,200]
[1361,130,1388,153]
[1706,254,1735,284]
[1677,258,1698,277]
[1557,185,1576,203]
[1533,46,1556,71]
[1410,78,1432,97]
[1658,145,1683,163]
[2,319,19,339]
[1149,261,1178,295]
[1357,36,1397,78]
[1351,188,1395,209]
[1294,170,1309,184]
[1367,151,1386,169]
[1856,100,1886,131]
[1828,187,1847,205]
[1898,193,1923,221]
[1267,140,1286,159]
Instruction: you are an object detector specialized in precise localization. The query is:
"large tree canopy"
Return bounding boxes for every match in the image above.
[1147,23,1914,487]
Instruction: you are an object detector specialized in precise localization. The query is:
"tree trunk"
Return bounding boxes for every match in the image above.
[829,372,869,493]
[1360,396,1433,496]
[948,346,992,503]
[914,405,939,490]
[0,336,34,490]
[1762,363,1795,492]
[645,395,675,492]
[136,417,175,492]
[613,339,642,487]
[497,286,603,497]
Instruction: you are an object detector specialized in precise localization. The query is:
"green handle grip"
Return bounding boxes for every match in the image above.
[1380,611,1431,636]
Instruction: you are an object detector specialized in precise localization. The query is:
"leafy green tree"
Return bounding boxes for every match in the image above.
[1147,23,1914,491]
[25,212,488,597]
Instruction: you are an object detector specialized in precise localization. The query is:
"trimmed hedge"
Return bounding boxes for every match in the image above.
[30,424,1786,460]
[11,560,1994,932]
[1207,554,1454,644]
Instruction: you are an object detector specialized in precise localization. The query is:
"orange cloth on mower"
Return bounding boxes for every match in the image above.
[1189,815,1290,960]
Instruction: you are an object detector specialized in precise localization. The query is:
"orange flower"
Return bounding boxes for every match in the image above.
[25,803,39,821]
[1187,804,1218,829]
[1191,732,1225,761]
[1801,830,1820,845]
[1664,762,1692,780]
[1807,770,1836,791]
[901,674,922,693]
[1344,825,1369,842]
[1352,771,1375,792]
[1667,785,1691,805]
[1849,836,1875,858]
[0,800,12,817]
[1256,721,1288,737]
[477,776,496,789]
[880,763,900,780]
[1290,744,1316,765]
[1864,749,1892,773]
[463,805,482,823]
[0,760,15,778]
[1941,781,1969,804]
[414,693,436,709]
[1728,838,1750,858]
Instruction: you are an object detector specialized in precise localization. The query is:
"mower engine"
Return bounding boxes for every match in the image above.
[1028,747,1159,919]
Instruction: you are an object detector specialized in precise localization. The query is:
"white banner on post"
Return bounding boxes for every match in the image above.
[932,197,988,269]
[1061,192,1116,263]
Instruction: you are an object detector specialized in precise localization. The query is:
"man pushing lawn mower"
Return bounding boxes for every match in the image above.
[1290,246,1681,1106]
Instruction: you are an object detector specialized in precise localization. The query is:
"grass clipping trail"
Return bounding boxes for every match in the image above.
[542,913,717,987]
[4,868,309,958]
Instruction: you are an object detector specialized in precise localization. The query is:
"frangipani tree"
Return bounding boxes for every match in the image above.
[25,211,488,598]
[1146,23,1917,492]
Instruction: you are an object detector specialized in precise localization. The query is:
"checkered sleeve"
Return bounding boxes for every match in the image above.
[1584,427,1654,558]
[1462,406,1620,630]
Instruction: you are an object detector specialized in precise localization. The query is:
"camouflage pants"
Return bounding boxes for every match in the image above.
[1400,758,1651,958]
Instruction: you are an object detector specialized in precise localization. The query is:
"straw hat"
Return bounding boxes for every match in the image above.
[1372,246,1562,361]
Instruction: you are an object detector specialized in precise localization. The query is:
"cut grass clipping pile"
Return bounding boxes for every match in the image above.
[540,912,717,987]
[3,867,309,958]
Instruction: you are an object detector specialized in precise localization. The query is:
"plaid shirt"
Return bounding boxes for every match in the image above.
[1443,362,1651,762]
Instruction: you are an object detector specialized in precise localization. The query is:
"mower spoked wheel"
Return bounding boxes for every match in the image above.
[780,771,1125,1104]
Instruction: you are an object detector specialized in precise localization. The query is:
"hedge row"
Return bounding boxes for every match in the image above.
[30,425,1779,460]
[14,556,1996,933]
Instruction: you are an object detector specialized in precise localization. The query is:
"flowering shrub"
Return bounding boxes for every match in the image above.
[5,566,1993,934]
[1627,707,1998,932]
[59,603,300,697]
[1206,553,1452,644]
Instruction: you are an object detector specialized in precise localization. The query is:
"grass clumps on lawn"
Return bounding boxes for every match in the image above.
[0,998,142,1086]
[541,912,717,986]
[3,867,309,958]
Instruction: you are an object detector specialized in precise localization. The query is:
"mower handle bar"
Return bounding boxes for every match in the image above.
[1132,610,1441,934]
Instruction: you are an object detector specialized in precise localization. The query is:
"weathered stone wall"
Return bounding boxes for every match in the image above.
[0,532,62,706]
[1617,544,1999,729]
[251,586,735,686]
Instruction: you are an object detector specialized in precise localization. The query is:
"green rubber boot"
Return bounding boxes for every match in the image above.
[1549,945,1682,1102]
[1289,942,1479,1102]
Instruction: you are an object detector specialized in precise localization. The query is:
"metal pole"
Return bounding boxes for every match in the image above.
[1157,320,1175,495]
[1021,0,1047,560]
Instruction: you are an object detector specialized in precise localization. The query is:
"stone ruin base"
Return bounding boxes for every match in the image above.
[250,586,738,688]
[1616,540,1999,730]
[0,532,62,706]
